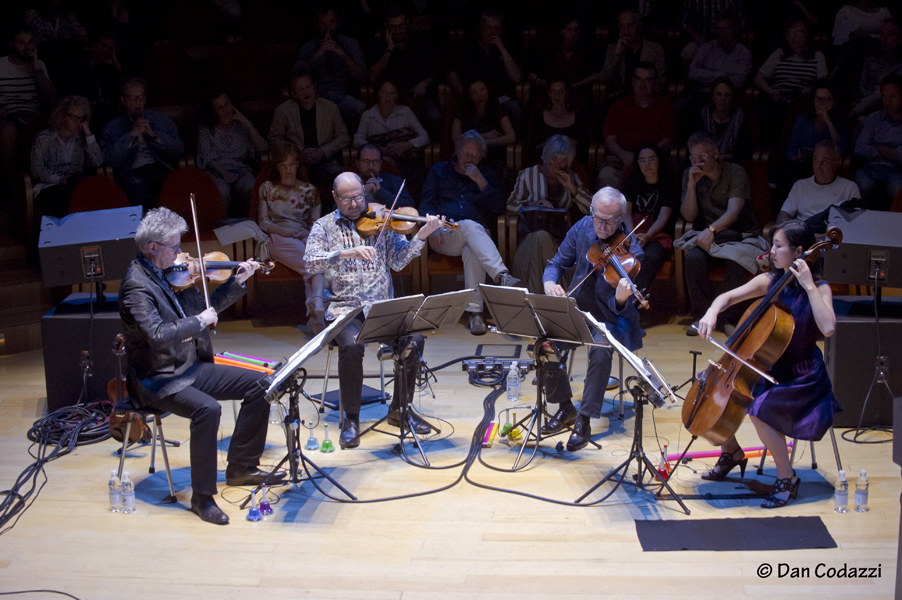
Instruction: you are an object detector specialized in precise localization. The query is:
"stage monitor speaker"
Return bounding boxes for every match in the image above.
[824,297,902,428]
[824,208,902,288]
[39,206,141,288]
[42,293,123,413]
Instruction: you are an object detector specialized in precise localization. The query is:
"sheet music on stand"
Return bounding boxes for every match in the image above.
[356,290,475,344]
[480,284,599,345]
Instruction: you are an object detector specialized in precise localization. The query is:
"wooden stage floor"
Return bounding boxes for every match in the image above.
[0,318,898,599]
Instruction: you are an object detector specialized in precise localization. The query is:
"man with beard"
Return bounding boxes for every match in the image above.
[357,143,414,208]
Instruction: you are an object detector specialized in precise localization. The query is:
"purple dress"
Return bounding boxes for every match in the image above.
[747,279,841,441]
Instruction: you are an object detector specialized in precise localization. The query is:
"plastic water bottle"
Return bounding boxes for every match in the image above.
[834,470,848,513]
[854,469,869,512]
[108,469,122,513]
[506,364,520,402]
[121,471,136,514]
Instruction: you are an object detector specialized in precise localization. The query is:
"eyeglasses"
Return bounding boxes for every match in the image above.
[123,94,146,102]
[592,215,622,227]
[689,153,708,164]
[637,157,658,165]
[336,193,366,205]
[66,112,88,123]
[358,158,382,166]
[155,242,181,253]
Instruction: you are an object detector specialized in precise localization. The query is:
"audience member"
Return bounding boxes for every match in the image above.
[687,11,752,93]
[679,131,760,334]
[452,80,516,173]
[353,80,428,179]
[697,77,753,160]
[24,0,88,45]
[448,9,524,134]
[100,77,184,210]
[420,130,518,335]
[621,144,679,295]
[854,74,902,210]
[853,18,902,117]
[587,10,666,99]
[71,31,123,132]
[679,0,747,70]
[527,80,589,165]
[295,7,367,127]
[367,7,440,134]
[533,17,597,93]
[832,1,893,86]
[257,144,325,333]
[268,71,350,194]
[506,135,592,293]
[0,24,56,206]
[754,19,828,146]
[357,143,414,208]
[597,62,676,189]
[30,95,103,218]
[778,140,861,223]
[197,89,268,217]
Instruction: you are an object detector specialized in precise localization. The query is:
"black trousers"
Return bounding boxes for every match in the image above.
[542,326,614,419]
[633,240,667,295]
[151,362,269,496]
[684,246,752,323]
[332,314,424,416]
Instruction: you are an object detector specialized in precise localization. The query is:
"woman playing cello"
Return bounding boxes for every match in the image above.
[696,220,839,508]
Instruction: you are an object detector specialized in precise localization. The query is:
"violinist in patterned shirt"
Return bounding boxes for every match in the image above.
[304,172,443,449]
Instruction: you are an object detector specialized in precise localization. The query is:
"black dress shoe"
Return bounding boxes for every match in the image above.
[540,406,577,436]
[191,494,229,525]
[387,410,430,435]
[225,464,287,486]
[340,419,360,449]
[566,416,592,452]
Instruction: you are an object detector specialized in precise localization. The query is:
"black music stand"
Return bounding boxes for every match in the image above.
[352,290,474,466]
[241,310,364,506]
[480,284,603,470]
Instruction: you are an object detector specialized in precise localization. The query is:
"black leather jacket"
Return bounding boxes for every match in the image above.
[118,253,247,407]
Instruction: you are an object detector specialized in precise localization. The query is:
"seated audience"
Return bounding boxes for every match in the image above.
[295,7,367,127]
[420,130,518,335]
[357,143,415,209]
[786,81,850,164]
[506,135,592,293]
[367,7,440,134]
[71,30,123,132]
[527,80,589,166]
[448,9,524,134]
[197,89,268,217]
[24,1,88,45]
[533,17,596,94]
[679,0,747,70]
[854,74,902,210]
[832,1,894,86]
[580,10,666,100]
[853,18,902,117]
[257,144,325,333]
[778,140,861,223]
[680,131,760,334]
[452,80,516,172]
[754,19,827,146]
[597,62,676,189]
[621,144,679,295]
[30,95,103,218]
[698,76,753,161]
[353,80,429,180]
[100,77,184,210]
[268,71,350,195]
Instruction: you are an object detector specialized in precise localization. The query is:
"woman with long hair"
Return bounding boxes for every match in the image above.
[700,76,752,161]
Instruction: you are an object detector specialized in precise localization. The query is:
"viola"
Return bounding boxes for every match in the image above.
[355,202,460,237]
[680,227,843,446]
[571,228,650,309]
[163,251,274,291]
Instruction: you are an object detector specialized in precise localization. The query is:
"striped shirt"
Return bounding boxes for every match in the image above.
[758,49,827,98]
[0,56,50,119]
[506,164,592,215]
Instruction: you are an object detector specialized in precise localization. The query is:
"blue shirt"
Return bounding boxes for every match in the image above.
[420,159,505,230]
[854,109,902,166]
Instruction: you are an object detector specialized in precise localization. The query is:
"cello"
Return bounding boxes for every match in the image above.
[680,227,842,446]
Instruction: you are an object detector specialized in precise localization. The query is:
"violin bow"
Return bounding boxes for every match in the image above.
[373,179,406,248]
[690,325,777,385]
[189,193,215,335]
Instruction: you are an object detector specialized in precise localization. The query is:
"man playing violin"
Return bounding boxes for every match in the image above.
[304,172,443,449]
[119,207,283,525]
[542,187,644,451]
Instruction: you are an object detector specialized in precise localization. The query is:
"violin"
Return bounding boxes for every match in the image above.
[571,228,650,309]
[108,334,151,444]
[680,227,843,446]
[355,202,460,237]
[163,251,274,291]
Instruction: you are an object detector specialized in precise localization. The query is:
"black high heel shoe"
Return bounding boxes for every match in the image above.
[761,471,800,509]
[700,450,748,481]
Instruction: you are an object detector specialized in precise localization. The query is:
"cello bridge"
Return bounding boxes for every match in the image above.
[707,359,726,373]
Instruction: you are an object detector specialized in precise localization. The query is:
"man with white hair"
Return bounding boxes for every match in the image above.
[777,140,860,224]
[541,187,644,451]
[420,129,519,335]
[305,172,443,449]
[119,208,278,525]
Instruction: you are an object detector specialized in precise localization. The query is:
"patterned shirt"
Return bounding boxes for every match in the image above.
[258,180,321,235]
[30,129,103,193]
[304,210,425,320]
[196,122,262,173]
[680,0,746,41]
